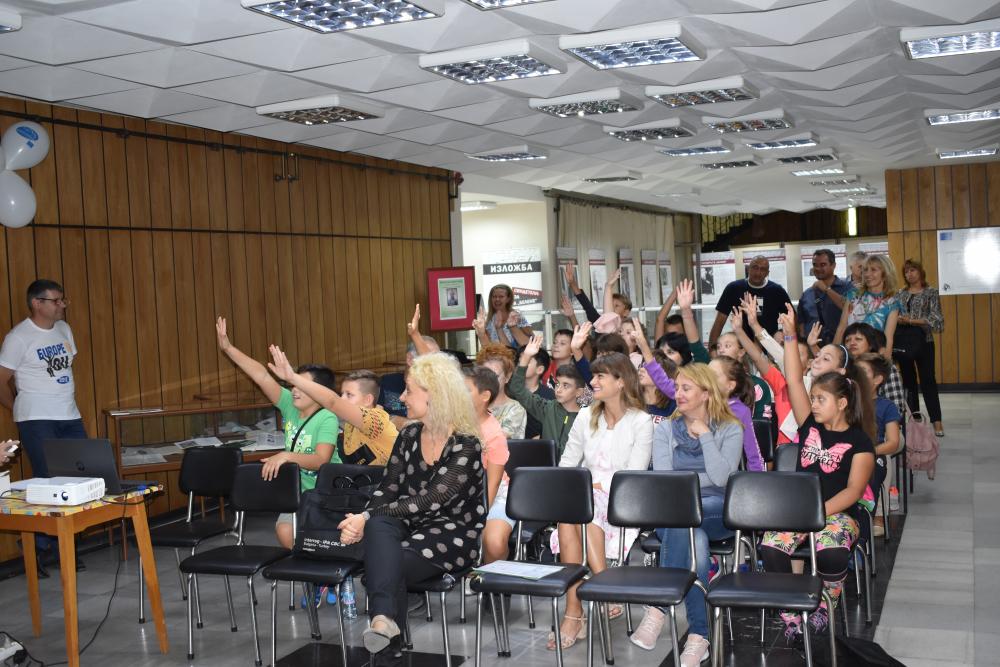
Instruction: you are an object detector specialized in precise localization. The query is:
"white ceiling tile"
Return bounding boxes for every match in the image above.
[158,103,269,132]
[290,55,439,93]
[72,48,258,88]
[174,71,333,107]
[187,28,385,72]
[0,55,37,72]
[0,15,161,65]
[0,65,138,101]
[68,87,218,118]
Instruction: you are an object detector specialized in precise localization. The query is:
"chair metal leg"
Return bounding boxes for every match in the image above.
[248,576,263,666]
[288,579,295,611]
[625,603,633,635]
[425,591,433,622]
[840,588,849,638]
[527,594,536,629]
[439,591,452,667]
[711,606,723,667]
[488,595,503,657]
[460,580,467,624]
[552,597,564,667]
[498,593,511,657]
[304,584,322,640]
[726,607,734,643]
[335,583,349,667]
[402,614,413,650]
[224,576,238,631]
[802,612,813,667]
[138,556,146,624]
[185,573,195,660]
[475,593,484,667]
[668,606,681,667]
[861,550,873,624]
[194,574,204,629]
[586,600,595,667]
[760,608,766,645]
[269,580,278,667]
[175,549,186,600]
[854,552,863,597]
[823,591,838,667]
[599,603,614,665]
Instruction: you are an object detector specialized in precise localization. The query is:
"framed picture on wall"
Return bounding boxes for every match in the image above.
[427,266,476,331]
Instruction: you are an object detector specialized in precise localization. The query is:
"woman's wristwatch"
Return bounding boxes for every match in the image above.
[361,510,371,521]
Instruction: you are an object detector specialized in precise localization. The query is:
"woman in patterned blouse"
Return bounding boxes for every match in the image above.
[834,254,900,358]
[898,259,945,435]
[337,352,486,656]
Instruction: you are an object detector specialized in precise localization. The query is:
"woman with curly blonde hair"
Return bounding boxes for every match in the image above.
[336,353,486,656]
[547,352,653,651]
[476,342,527,439]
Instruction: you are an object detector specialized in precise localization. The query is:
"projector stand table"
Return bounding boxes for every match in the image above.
[0,486,168,667]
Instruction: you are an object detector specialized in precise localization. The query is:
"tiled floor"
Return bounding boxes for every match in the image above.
[0,393,994,666]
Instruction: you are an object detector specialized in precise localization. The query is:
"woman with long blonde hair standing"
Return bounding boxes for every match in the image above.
[834,254,901,358]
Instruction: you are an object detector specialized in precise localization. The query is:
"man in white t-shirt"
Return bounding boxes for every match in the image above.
[0,280,87,574]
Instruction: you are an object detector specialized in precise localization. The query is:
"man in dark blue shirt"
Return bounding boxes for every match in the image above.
[709,255,793,346]
[797,248,852,345]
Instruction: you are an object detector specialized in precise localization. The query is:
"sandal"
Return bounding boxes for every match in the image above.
[363,614,401,654]
[546,614,587,651]
[607,604,624,620]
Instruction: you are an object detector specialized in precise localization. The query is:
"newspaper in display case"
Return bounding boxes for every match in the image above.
[641,250,659,306]
[589,249,607,307]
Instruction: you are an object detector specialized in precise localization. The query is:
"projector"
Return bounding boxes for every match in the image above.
[25,477,105,506]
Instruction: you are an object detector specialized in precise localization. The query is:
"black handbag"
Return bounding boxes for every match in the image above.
[892,323,925,362]
[293,473,379,561]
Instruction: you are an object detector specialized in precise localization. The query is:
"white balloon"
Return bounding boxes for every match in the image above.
[0,170,37,228]
[3,121,50,171]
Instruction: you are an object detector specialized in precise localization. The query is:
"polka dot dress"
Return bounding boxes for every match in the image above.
[368,423,486,572]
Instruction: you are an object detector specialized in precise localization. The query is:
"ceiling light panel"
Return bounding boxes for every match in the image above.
[256,94,381,124]
[529,88,642,118]
[466,144,547,161]
[825,186,875,195]
[605,118,695,142]
[658,140,732,157]
[937,146,998,159]
[462,0,553,8]
[792,167,845,176]
[460,200,497,211]
[925,107,1000,125]
[583,171,641,183]
[704,109,791,133]
[702,160,758,169]
[559,21,704,70]
[810,176,860,186]
[902,19,1000,59]
[746,133,817,150]
[645,76,756,108]
[777,153,837,164]
[0,8,21,32]
[419,39,561,84]
[241,0,444,33]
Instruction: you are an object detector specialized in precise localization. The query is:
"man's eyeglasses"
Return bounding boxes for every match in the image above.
[36,297,69,306]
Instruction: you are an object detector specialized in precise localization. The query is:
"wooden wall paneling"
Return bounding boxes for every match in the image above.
[102,115,130,229]
[885,170,902,232]
[32,225,62,281]
[259,234,282,359]
[186,129,210,230]
[210,232,236,396]
[78,122,107,228]
[301,157,319,235]
[6,229,36,325]
[951,165,971,228]
[131,230,164,443]
[343,237,365,366]
[165,124,192,230]
[190,233,219,400]
[900,168,919,231]
[388,169,403,238]
[391,239,407,361]
[257,150,277,234]
[380,238,399,360]
[994,294,1000,382]
[330,163,348,236]
[330,237,350,368]
[287,235,311,360]
[918,230,942,379]
[287,176,305,236]
[938,293,959,384]
[243,233,267,360]
[435,180,451,240]
[205,137,228,232]
[973,294,993,383]
[123,118,151,229]
[240,138,261,233]
[275,233,297,357]
[108,230,141,407]
[59,230,96,436]
[369,236,389,364]
[352,162,370,238]
[340,164,357,236]
[25,113,58,227]
[989,162,1000,226]
[223,141,245,233]
[366,166,383,238]
[171,231,200,405]
[83,230,119,426]
[366,172,389,361]
[358,238,378,367]
[50,107,82,227]
[969,164,988,227]
[917,167,936,231]
[0,229,14,442]
[273,156,292,235]
[145,127,171,230]
[227,231,253,397]
[902,231,921,265]
[934,166,954,229]
[315,160,332,234]
[318,236,340,368]
[417,174,432,240]
[304,234,327,363]
[955,295,975,383]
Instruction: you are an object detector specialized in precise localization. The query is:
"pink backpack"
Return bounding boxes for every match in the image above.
[904,407,939,479]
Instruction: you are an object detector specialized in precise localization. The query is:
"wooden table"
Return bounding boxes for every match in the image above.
[0,486,168,667]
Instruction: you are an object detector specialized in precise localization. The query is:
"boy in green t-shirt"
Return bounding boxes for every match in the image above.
[216,318,340,549]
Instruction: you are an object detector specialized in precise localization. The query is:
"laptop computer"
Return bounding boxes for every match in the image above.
[42,438,152,495]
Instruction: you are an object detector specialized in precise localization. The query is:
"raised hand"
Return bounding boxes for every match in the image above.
[564,262,579,290]
[507,310,521,327]
[571,321,592,352]
[676,278,695,310]
[729,306,743,332]
[777,303,797,338]
[267,344,296,382]
[806,321,822,348]
[407,304,420,336]
[606,267,621,287]
[560,294,575,318]
[215,316,231,351]
[740,292,760,327]
[472,306,487,333]
[524,333,544,357]
[630,316,651,354]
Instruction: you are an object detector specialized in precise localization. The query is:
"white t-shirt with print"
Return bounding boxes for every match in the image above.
[0,318,81,422]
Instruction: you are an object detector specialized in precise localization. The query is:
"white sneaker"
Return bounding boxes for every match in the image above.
[629,607,665,650]
[680,633,710,666]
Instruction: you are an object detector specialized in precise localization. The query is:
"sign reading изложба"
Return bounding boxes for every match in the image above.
[482,247,544,314]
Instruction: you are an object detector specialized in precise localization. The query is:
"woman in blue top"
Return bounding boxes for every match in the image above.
[473,284,532,349]
[630,363,743,665]
[834,254,900,358]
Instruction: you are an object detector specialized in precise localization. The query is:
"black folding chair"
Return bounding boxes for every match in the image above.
[179,462,300,666]
[577,471,704,667]
[752,418,775,465]
[471,467,594,667]
[138,446,242,625]
[705,472,838,667]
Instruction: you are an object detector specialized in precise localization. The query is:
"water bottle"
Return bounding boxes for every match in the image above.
[340,576,358,619]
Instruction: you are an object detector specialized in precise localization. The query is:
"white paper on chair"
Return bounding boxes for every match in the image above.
[473,561,564,580]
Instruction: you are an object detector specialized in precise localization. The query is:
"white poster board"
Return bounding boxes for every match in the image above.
[641,250,659,306]
[859,241,888,257]
[658,250,673,303]
[800,244,847,285]
[618,248,636,306]
[937,227,1000,296]
[743,249,787,291]
[589,249,607,306]
[556,246,579,300]
[696,251,736,306]
[483,247,543,311]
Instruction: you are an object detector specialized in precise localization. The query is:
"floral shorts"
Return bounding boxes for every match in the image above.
[760,512,859,555]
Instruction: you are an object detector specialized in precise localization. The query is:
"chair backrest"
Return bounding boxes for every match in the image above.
[607,471,702,530]
[230,462,301,514]
[504,439,557,477]
[723,471,824,533]
[506,467,593,525]
[316,463,385,490]
[178,446,243,497]
[752,418,775,462]
[774,443,800,472]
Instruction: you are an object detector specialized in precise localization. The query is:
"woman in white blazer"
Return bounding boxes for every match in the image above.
[546,352,653,651]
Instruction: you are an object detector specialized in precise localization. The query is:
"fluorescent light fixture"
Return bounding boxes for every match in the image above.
[0,8,21,32]
[791,166,845,176]
[461,0,553,7]
[825,186,874,195]
[704,109,792,133]
[240,0,444,33]
[657,140,733,157]
[645,76,757,108]
[419,38,561,84]
[559,21,704,70]
[925,106,1000,125]
[529,87,642,118]
[605,118,695,142]
[810,176,860,186]
[466,144,547,161]
[701,160,758,169]
[460,200,497,212]
[653,188,701,198]
[582,171,641,183]
[746,133,817,150]
[847,207,858,235]
[256,93,381,124]
[937,146,998,159]
[777,153,837,164]
[902,19,1000,59]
